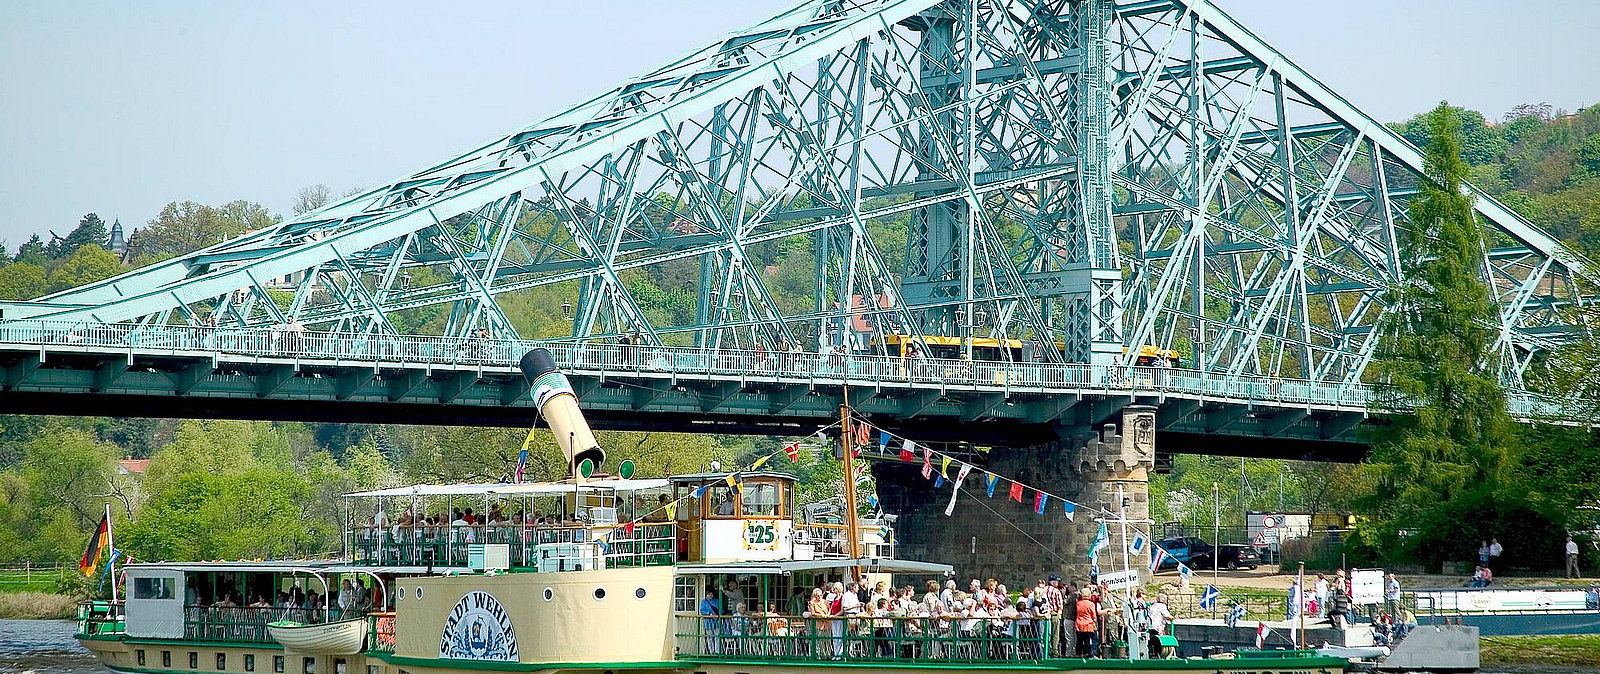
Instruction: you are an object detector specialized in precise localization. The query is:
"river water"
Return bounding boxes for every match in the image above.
[3,618,1598,674]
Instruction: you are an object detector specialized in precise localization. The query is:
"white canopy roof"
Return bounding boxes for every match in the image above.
[345,478,671,498]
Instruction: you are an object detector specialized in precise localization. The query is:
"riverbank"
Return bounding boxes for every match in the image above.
[1481,635,1600,667]
[0,592,77,619]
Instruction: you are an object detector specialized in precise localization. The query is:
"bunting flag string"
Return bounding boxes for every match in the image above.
[939,455,951,478]
[749,455,771,470]
[985,473,1000,498]
[783,442,801,462]
[933,474,945,488]
[1033,491,1048,515]
[1007,480,1024,502]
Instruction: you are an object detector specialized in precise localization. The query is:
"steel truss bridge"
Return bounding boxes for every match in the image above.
[1,0,1595,445]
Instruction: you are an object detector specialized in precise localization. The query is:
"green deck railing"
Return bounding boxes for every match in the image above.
[346,522,675,569]
[75,600,124,639]
[674,614,1053,662]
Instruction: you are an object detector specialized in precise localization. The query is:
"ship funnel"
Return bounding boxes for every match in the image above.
[519,348,604,474]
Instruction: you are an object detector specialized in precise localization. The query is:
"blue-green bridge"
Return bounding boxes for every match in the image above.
[3,0,1595,581]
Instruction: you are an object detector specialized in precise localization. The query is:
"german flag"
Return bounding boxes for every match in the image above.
[80,514,109,577]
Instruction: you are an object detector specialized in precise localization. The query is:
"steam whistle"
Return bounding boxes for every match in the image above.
[519,348,604,475]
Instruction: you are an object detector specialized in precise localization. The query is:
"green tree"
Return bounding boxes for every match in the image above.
[50,213,109,260]
[13,234,47,266]
[1364,103,1516,566]
[122,469,317,561]
[130,200,279,262]
[0,263,47,300]
[1393,105,1507,166]
[47,245,124,292]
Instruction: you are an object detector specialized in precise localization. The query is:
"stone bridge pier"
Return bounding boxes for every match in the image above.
[872,405,1156,587]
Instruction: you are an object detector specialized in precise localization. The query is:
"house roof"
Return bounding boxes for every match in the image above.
[118,459,150,475]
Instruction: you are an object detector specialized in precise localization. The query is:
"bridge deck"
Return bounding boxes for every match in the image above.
[0,322,1581,453]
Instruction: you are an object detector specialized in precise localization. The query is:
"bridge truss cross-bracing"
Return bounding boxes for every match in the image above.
[4,0,1596,407]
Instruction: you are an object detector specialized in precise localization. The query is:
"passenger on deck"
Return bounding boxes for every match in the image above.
[1074,586,1100,658]
[646,495,670,522]
[1146,592,1171,657]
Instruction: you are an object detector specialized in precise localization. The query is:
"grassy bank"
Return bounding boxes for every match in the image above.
[0,590,78,619]
[1480,635,1600,666]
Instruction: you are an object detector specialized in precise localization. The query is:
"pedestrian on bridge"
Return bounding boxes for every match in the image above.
[1567,536,1581,578]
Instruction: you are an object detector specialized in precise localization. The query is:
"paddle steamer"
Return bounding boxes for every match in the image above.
[75,349,1348,674]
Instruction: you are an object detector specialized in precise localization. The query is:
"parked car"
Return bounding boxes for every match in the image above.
[1154,536,1215,569]
[1215,544,1260,570]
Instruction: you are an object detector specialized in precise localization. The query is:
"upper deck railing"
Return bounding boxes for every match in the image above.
[0,320,1584,421]
[346,521,675,569]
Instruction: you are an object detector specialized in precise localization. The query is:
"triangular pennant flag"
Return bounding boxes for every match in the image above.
[623,521,636,535]
[1034,491,1048,515]
[933,474,945,488]
[783,442,801,462]
[1008,481,1024,502]
[1088,522,1108,559]
[664,501,678,520]
[939,455,951,478]
[879,431,891,452]
[944,464,973,517]
[1062,500,1076,521]
[750,454,771,470]
[693,485,709,499]
[985,473,1000,498]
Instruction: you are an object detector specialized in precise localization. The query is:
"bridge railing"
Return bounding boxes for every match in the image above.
[0,320,1581,419]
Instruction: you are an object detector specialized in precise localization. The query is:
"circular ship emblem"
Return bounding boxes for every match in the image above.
[440,590,519,661]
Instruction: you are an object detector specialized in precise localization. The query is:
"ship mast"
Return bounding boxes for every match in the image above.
[840,385,863,582]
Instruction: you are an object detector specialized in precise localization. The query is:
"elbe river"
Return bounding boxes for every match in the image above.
[3,619,1598,674]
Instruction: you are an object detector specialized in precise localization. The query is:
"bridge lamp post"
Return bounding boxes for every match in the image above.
[561,301,572,320]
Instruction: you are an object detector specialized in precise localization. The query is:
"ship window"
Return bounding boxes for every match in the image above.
[163,651,171,668]
[245,655,256,672]
[303,657,317,674]
[334,658,346,674]
[415,587,423,599]
[137,650,146,666]
[134,577,174,599]
[543,588,554,602]
[673,576,696,612]
[741,483,779,517]
[705,484,737,518]
[217,653,227,670]
[397,587,404,601]
[189,652,198,669]
[635,587,647,599]
[273,656,285,673]
[593,587,606,601]
[367,666,379,674]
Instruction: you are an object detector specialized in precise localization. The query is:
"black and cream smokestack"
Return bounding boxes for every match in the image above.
[519,348,604,473]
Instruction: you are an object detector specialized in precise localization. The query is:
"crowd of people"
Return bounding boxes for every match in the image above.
[694,575,1178,660]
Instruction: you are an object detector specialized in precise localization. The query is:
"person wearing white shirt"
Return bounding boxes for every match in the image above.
[1489,538,1503,573]
[1147,593,1172,658]
[1567,536,1581,578]
[1314,574,1329,619]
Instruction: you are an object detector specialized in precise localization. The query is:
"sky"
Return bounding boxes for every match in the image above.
[1,0,1596,246]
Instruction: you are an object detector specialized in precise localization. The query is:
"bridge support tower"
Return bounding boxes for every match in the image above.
[873,405,1156,585]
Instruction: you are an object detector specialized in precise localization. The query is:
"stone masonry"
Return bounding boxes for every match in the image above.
[872,405,1156,586]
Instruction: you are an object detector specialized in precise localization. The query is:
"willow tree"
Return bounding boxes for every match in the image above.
[1364,103,1515,563]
